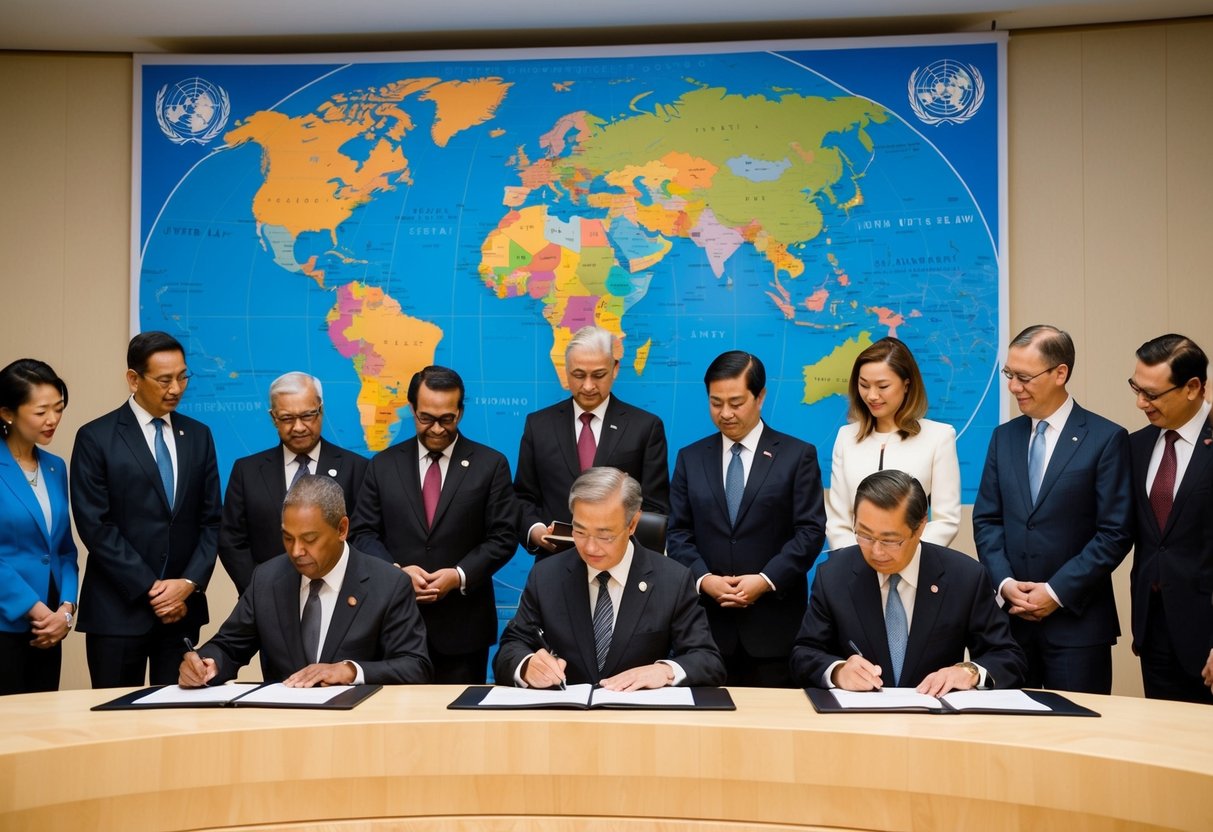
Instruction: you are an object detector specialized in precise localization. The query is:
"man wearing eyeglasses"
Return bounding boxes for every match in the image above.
[350,366,516,684]
[791,470,1025,692]
[973,324,1132,694]
[1126,334,1213,702]
[71,331,222,687]
[217,372,368,595]
[494,467,724,689]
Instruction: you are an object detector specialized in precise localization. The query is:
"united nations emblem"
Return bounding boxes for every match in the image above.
[907,60,985,126]
[155,77,231,145]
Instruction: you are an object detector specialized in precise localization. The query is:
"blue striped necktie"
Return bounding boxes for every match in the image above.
[885,573,908,686]
[592,571,613,672]
[152,417,174,507]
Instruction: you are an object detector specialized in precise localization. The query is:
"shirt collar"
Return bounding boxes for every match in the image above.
[418,435,457,463]
[723,419,765,453]
[128,395,171,430]
[1032,394,1073,433]
[282,440,322,467]
[575,395,611,423]
[1171,399,1212,447]
[881,543,922,591]
[304,541,351,595]
[588,539,634,588]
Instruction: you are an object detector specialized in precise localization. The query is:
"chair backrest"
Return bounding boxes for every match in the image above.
[633,511,669,554]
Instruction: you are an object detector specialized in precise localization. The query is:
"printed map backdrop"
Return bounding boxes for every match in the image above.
[134,35,1007,619]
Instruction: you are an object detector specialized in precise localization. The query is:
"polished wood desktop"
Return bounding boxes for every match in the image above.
[1,686,1210,831]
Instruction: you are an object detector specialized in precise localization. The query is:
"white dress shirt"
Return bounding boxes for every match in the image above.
[298,542,364,684]
[128,396,178,495]
[1146,400,1211,497]
[282,441,321,489]
[415,437,466,592]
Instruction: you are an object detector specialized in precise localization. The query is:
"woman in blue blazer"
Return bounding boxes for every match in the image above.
[0,359,77,694]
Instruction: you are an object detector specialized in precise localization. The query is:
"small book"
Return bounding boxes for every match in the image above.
[804,686,1099,716]
[448,684,735,710]
[541,521,576,552]
[91,682,382,711]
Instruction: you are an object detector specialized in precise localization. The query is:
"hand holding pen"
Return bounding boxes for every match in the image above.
[178,636,218,688]
[524,627,567,690]
[831,639,883,691]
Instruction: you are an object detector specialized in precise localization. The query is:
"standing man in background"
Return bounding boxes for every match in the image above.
[668,350,826,687]
[219,371,367,594]
[351,366,516,684]
[973,324,1132,694]
[515,326,669,556]
[71,332,222,687]
[1127,334,1213,702]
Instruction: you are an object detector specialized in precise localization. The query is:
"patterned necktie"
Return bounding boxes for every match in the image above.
[1028,420,1048,503]
[300,578,324,663]
[152,417,175,507]
[885,573,908,686]
[577,411,596,471]
[1149,430,1180,531]
[422,450,443,528]
[290,453,311,489]
[725,442,744,525]
[592,571,613,672]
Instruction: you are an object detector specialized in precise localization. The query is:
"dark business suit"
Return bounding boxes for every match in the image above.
[493,543,725,687]
[350,435,516,683]
[790,542,1027,689]
[973,401,1132,694]
[667,423,827,687]
[71,401,222,687]
[218,439,368,594]
[1129,410,1213,702]
[198,547,431,684]
[514,395,669,552]
[0,444,78,694]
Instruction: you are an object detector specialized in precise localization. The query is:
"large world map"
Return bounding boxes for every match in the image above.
[136,37,1006,616]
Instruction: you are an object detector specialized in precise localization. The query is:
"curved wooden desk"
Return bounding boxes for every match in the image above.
[1,686,1210,832]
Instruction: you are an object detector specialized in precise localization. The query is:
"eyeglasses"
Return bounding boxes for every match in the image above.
[415,412,459,428]
[1001,365,1058,386]
[854,530,907,551]
[141,371,192,389]
[572,528,624,545]
[1127,379,1183,403]
[271,408,322,426]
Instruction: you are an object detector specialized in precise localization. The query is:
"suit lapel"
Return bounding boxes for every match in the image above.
[1004,417,1034,516]
[1031,406,1086,513]
[392,439,427,531]
[849,557,893,672]
[321,552,367,663]
[1132,426,1161,516]
[561,556,599,679]
[430,438,473,530]
[602,546,654,677]
[0,447,51,547]
[274,569,309,669]
[1166,418,1213,538]
[117,406,172,513]
[594,398,624,464]
[171,417,191,515]
[736,426,777,526]
[902,546,944,684]
[257,447,288,509]
[697,435,730,521]
[316,439,342,481]
[553,400,582,479]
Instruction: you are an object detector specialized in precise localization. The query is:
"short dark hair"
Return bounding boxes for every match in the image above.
[0,359,69,438]
[853,469,929,531]
[1136,333,1208,388]
[847,337,928,441]
[127,331,185,375]
[407,365,465,411]
[1010,324,1076,382]
[704,351,765,397]
[283,474,347,528]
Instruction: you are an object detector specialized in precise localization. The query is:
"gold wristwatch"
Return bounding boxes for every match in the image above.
[953,661,980,684]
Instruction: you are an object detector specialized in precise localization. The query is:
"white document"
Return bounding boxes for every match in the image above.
[234,683,353,705]
[591,686,695,707]
[134,683,261,705]
[939,689,1052,712]
[830,687,943,710]
[479,683,595,707]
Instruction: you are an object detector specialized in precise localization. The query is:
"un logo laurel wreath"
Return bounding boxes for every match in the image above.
[155,78,232,146]
[907,61,985,126]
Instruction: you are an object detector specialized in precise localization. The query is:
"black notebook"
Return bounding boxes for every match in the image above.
[805,686,1099,716]
[448,684,735,710]
[92,682,382,711]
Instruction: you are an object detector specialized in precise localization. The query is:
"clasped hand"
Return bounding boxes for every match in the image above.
[401,565,459,603]
[701,573,769,608]
[1001,580,1059,621]
[149,578,193,623]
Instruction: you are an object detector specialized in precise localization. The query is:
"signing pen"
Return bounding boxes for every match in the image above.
[183,636,197,654]
[535,627,567,691]
[847,639,864,657]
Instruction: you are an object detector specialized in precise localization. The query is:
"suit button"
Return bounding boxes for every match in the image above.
[1027,523,1034,530]
[42,556,50,564]
[730,539,737,544]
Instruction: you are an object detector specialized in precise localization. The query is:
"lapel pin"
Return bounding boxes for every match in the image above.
[328,468,338,477]
[1071,436,1078,442]
[638,581,648,592]
[930,584,939,593]
[179,430,185,436]
[609,424,618,430]
[347,596,357,607]
[461,459,469,467]
[1204,438,1212,446]
[762,450,773,458]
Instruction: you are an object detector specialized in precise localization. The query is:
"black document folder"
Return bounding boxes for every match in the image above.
[448,684,735,710]
[804,687,1100,716]
[92,683,382,711]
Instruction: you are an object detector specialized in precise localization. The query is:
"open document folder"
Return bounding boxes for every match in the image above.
[92,683,382,711]
[805,687,1099,716]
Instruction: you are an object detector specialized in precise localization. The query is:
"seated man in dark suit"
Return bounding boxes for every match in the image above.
[791,470,1025,694]
[178,475,432,687]
[219,371,368,594]
[494,467,724,690]
[515,325,669,557]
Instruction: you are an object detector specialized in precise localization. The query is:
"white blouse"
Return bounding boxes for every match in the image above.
[825,417,961,550]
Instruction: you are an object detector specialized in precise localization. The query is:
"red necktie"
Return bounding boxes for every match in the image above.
[577,412,596,471]
[1149,430,1180,531]
[423,450,443,528]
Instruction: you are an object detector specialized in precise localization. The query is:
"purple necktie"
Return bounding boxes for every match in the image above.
[1149,430,1180,530]
[423,450,442,528]
[577,412,596,471]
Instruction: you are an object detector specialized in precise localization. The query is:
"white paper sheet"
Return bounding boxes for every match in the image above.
[133,683,261,705]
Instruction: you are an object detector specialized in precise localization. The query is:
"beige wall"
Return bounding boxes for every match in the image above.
[2,18,1211,694]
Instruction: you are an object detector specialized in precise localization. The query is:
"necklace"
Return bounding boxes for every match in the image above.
[25,465,38,488]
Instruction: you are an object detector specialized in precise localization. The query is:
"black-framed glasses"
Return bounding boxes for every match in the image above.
[1127,379,1183,402]
[854,530,907,551]
[141,371,192,389]
[1001,364,1058,385]
[415,412,459,428]
[571,528,624,546]
[271,407,322,426]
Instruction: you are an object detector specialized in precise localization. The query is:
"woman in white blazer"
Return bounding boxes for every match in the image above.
[825,337,961,550]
